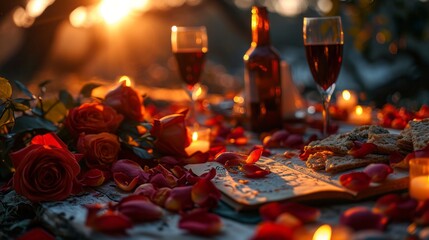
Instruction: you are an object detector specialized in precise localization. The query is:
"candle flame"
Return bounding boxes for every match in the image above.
[355,105,363,115]
[313,224,332,240]
[192,132,198,141]
[342,90,351,101]
[119,76,132,87]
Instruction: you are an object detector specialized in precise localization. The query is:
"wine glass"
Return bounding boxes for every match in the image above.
[303,16,344,137]
[171,26,208,126]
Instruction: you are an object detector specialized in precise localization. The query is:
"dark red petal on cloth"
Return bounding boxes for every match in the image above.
[245,148,263,164]
[113,172,140,191]
[192,177,221,209]
[374,194,418,222]
[183,152,210,164]
[17,227,55,240]
[389,151,405,164]
[214,152,244,165]
[240,164,270,178]
[348,142,378,158]
[250,222,294,240]
[259,202,320,223]
[118,200,163,222]
[165,186,194,211]
[134,183,157,198]
[339,172,371,192]
[118,194,150,205]
[363,164,393,183]
[79,168,106,187]
[31,132,68,149]
[415,200,429,225]
[178,208,222,236]
[89,211,133,234]
[340,206,388,231]
[151,187,171,207]
[111,159,145,180]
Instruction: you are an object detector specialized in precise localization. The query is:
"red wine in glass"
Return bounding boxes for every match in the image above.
[174,50,206,87]
[305,43,343,91]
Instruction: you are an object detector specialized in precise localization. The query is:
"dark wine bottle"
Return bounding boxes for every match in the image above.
[243,6,283,132]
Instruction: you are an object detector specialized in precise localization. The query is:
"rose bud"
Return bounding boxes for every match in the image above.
[104,82,145,122]
[340,206,388,231]
[363,164,393,183]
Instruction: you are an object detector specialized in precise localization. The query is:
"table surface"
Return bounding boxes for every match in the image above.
[0,125,414,240]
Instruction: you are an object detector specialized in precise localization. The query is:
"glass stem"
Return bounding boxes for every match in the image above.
[318,84,335,138]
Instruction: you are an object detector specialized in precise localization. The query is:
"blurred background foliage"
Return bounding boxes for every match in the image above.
[0,0,428,108]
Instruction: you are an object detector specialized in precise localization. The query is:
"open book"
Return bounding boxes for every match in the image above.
[186,154,409,211]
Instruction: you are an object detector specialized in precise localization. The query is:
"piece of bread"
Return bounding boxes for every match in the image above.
[304,133,352,155]
[410,119,429,150]
[325,154,390,173]
[397,126,413,152]
[306,151,333,170]
[367,133,400,155]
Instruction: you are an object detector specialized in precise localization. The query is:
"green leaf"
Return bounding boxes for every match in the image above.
[0,107,15,131]
[131,146,153,159]
[12,101,30,112]
[42,99,67,123]
[79,83,102,98]
[13,98,33,108]
[59,90,75,109]
[0,77,12,99]
[11,115,57,134]
[13,80,35,99]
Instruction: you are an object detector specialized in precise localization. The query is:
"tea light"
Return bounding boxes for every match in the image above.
[409,158,429,201]
[348,105,372,125]
[336,90,358,112]
[185,127,210,156]
[313,224,332,240]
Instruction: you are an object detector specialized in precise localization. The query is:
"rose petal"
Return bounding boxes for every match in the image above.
[191,177,221,209]
[363,164,393,183]
[165,186,194,211]
[113,172,140,191]
[283,134,304,149]
[240,164,270,178]
[245,148,263,164]
[80,168,106,187]
[415,200,429,225]
[151,187,171,207]
[374,194,418,222]
[348,142,378,158]
[118,200,163,222]
[250,222,294,240]
[275,213,302,229]
[89,211,132,234]
[134,183,157,198]
[111,159,145,181]
[340,206,388,231]
[17,227,55,240]
[178,208,222,236]
[259,202,320,223]
[214,152,245,165]
[339,172,371,192]
[263,130,290,148]
[31,133,68,149]
[184,152,210,164]
[249,145,271,157]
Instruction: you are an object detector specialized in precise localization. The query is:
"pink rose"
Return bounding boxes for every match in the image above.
[10,133,81,202]
[64,102,123,137]
[151,113,191,157]
[77,132,120,169]
[104,83,145,122]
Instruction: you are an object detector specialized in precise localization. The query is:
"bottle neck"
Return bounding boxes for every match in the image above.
[251,6,271,46]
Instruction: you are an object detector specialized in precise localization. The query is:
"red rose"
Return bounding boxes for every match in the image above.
[151,113,191,157]
[10,133,80,202]
[77,132,120,169]
[104,83,145,122]
[64,102,123,137]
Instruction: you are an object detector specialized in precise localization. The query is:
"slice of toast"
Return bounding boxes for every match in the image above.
[304,133,352,155]
[397,126,413,152]
[367,133,400,155]
[410,119,429,150]
[305,151,333,170]
[325,154,390,173]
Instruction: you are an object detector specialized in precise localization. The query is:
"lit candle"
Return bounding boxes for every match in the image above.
[409,158,429,201]
[336,90,358,112]
[185,127,210,156]
[348,105,372,125]
[313,224,331,240]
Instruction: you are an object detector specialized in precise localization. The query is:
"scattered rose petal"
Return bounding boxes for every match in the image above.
[240,164,270,178]
[111,159,145,182]
[348,142,378,158]
[80,169,106,187]
[374,194,418,222]
[165,186,194,211]
[339,172,371,192]
[113,172,140,191]
[246,148,263,164]
[192,177,221,209]
[89,210,133,234]
[263,130,290,148]
[340,206,388,231]
[214,152,244,165]
[151,187,171,207]
[183,152,210,164]
[259,202,320,223]
[17,227,55,240]
[250,222,294,240]
[363,164,393,183]
[275,212,302,229]
[249,145,271,157]
[134,183,157,198]
[415,200,429,225]
[283,151,296,159]
[118,200,163,222]
[178,208,222,236]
